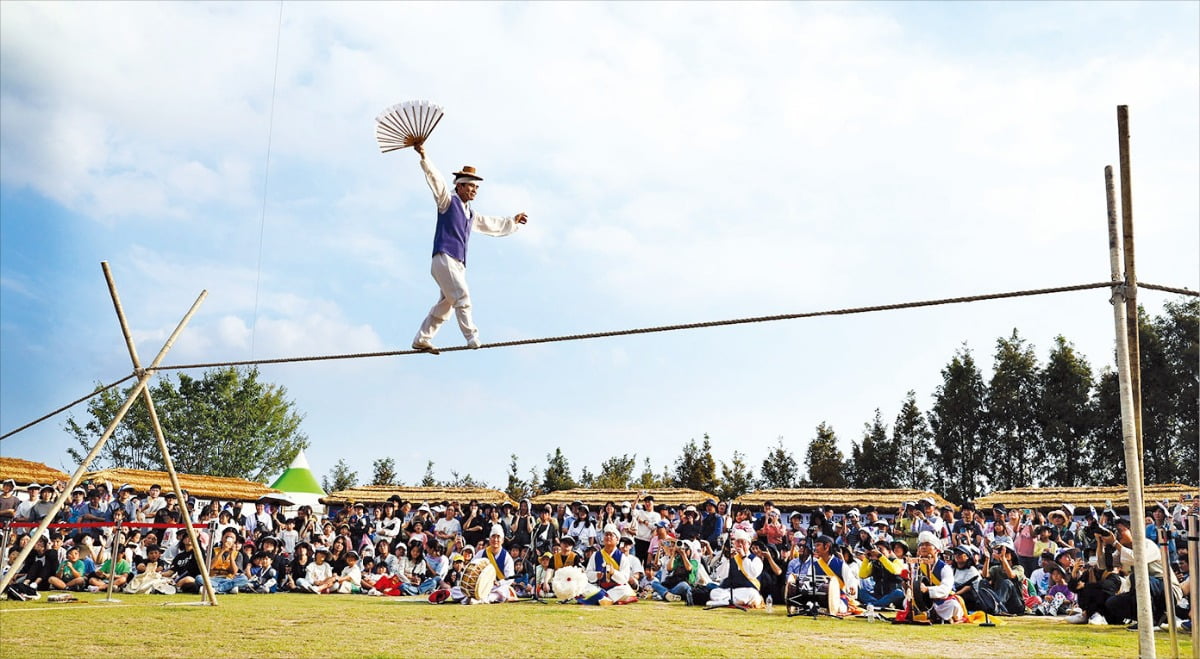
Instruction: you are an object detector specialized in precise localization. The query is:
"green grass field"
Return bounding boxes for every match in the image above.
[0,593,1192,658]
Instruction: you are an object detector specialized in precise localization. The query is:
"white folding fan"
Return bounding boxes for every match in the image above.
[374,100,444,153]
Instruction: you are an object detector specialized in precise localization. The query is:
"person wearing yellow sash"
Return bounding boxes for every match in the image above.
[585,524,638,604]
[910,531,965,623]
[786,534,854,615]
[706,529,764,609]
[451,524,516,604]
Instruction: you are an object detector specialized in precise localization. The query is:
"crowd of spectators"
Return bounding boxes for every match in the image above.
[0,477,1193,631]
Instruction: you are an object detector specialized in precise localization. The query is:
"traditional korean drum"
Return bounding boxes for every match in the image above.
[460,560,496,600]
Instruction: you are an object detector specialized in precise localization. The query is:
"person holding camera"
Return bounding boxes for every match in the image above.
[950,502,985,551]
[983,540,1027,614]
[752,540,786,604]
[1098,519,1181,628]
[858,538,906,610]
[913,498,946,540]
[649,539,701,602]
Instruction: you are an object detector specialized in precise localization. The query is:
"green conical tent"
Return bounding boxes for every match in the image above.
[270,450,325,509]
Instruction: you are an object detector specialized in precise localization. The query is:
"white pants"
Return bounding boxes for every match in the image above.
[604,584,635,602]
[451,580,516,604]
[708,586,763,608]
[414,253,477,344]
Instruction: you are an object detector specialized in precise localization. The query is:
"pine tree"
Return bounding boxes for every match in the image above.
[594,454,637,489]
[1157,300,1198,484]
[1090,369,1125,486]
[758,436,799,489]
[505,455,530,501]
[806,422,846,488]
[442,472,488,488]
[634,458,666,489]
[671,435,719,493]
[541,448,577,493]
[985,330,1042,490]
[892,391,933,490]
[322,458,358,493]
[929,345,987,502]
[1039,336,1095,486]
[717,451,756,501]
[849,409,895,488]
[420,460,437,487]
[1092,302,1200,486]
[579,467,596,488]
[370,457,399,486]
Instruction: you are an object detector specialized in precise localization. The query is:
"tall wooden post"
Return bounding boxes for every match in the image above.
[1117,106,1144,483]
[1106,164,1155,657]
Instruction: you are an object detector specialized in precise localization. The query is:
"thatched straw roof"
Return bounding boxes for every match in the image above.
[0,457,70,487]
[321,486,513,507]
[85,468,284,503]
[974,484,1199,514]
[735,488,953,512]
[531,488,718,508]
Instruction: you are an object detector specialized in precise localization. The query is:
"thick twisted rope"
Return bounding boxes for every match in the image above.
[2,279,1194,441]
[1138,282,1198,297]
[156,281,1119,369]
[0,374,135,441]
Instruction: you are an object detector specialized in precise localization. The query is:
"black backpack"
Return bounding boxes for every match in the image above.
[975,581,1007,615]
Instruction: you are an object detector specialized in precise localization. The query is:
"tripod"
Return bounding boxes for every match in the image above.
[519,518,549,604]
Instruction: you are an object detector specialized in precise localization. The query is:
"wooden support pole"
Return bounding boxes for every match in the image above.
[101,261,218,606]
[0,286,204,595]
[1117,105,1145,484]
[1159,525,1179,658]
[1106,164,1155,657]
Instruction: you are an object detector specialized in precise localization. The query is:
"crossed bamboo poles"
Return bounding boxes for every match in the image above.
[0,263,219,605]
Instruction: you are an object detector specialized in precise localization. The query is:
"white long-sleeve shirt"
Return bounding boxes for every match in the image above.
[420,159,521,238]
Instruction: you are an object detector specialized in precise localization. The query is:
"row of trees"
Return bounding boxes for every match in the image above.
[325,300,1197,503]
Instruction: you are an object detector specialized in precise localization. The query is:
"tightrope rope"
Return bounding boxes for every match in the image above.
[1139,282,1198,297]
[2,279,1194,442]
[157,281,1120,369]
[0,374,134,441]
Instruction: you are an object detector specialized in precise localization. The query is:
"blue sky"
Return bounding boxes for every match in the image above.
[2,2,1197,490]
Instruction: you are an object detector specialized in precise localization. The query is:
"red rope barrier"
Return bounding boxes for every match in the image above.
[4,521,205,530]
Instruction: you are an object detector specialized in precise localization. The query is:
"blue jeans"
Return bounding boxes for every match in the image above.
[402,577,438,596]
[198,574,250,594]
[858,587,905,609]
[651,580,692,600]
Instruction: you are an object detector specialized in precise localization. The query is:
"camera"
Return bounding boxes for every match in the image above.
[1086,520,1114,538]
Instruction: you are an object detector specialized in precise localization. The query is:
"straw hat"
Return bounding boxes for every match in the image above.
[453,166,483,182]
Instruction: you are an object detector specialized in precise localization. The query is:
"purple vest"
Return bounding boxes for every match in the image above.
[432,195,472,264]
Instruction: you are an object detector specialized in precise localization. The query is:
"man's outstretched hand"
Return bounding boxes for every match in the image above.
[414,143,426,160]
[515,213,529,224]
